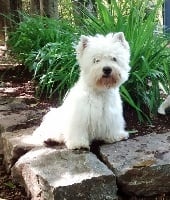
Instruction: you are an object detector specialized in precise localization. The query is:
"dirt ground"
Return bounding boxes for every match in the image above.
[0,55,170,200]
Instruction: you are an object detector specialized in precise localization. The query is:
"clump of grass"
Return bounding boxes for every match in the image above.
[8,14,80,99]
[25,42,79,98]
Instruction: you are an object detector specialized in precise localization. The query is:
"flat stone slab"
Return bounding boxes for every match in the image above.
[0,96,44,159]
[1,127,39,171]
[100,132,170,197]
[0,109,45,133]
[0,96,45,134]
[0,97,28,111]
[0,96,37,112]
[12,148,117,200]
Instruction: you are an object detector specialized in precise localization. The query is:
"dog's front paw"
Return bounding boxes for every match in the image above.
[114,131,129,141]
[66,140,90,150]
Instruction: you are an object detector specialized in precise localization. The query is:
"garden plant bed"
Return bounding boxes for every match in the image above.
[0,63,170,200]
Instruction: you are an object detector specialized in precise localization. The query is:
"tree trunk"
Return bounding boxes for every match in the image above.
[0,0,10,44]
[10,0,22,23]
[48,0,58,18]
[71,0,96,25]
[30,0,40,15]
[0,0,10,27]
[39,0,44,16]
[0,0,22,44]
[40,0,58,18]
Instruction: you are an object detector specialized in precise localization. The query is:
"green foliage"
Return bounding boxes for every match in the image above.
[4,181,16,189]
[8,14,80,99]
[8,15,59,59]
[78,0,170,121]
[8,1,170,122]
[25,42,79,98]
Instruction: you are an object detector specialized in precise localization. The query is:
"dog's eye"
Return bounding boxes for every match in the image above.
[111,57,117,62]
[93,58,100,63]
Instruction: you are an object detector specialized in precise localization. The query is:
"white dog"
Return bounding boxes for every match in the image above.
[33,32,131,149]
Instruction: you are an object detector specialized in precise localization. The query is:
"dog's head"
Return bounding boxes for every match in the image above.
[76,32,130,90]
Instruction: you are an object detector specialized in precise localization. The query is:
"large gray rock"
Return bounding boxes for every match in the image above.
[0,109,45,133]
[100,132,170,197]
[12,147,117,200]
[0,96,45,134]
[0,97,28,112]
[1,127,38,171]
[0,96,45,157]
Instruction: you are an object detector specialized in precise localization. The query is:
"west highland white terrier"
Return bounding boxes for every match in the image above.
[33,32,131,149]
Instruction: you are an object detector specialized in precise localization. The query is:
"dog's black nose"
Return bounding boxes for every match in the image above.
[103,67,112,75]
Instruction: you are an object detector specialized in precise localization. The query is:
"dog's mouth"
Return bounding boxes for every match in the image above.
[97,76,119,88]
[102,74,110,78]
[96,72,121,89]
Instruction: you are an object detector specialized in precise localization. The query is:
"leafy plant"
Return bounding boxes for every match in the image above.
[8,14,80,99]
[4,181,16,189]
[25,42,79,98]
[76,0,170,121]
[8,1,170,121]
[8,14,77,58]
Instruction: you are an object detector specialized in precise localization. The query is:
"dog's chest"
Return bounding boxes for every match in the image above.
[86,93,116,134]
[88,94,108,117]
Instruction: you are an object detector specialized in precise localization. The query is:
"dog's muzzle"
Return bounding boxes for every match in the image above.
[96,67,121,88]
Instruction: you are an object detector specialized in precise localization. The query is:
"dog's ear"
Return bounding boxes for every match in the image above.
[80,35,89,49]
[108,32,130,50]
[76,35,89,55]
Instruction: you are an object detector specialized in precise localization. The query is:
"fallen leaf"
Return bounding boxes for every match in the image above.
[133,159,156,168]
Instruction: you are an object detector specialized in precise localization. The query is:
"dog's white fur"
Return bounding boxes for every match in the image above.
[33,32,131,149]
[158,95,170,115]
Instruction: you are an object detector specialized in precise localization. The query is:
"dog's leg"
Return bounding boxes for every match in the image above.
[64,119,90,150]
[103,113,129,143]
[103,129,128,143]
[65,131,90,150]
[113,130,129,141]
[112,114,129,141]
